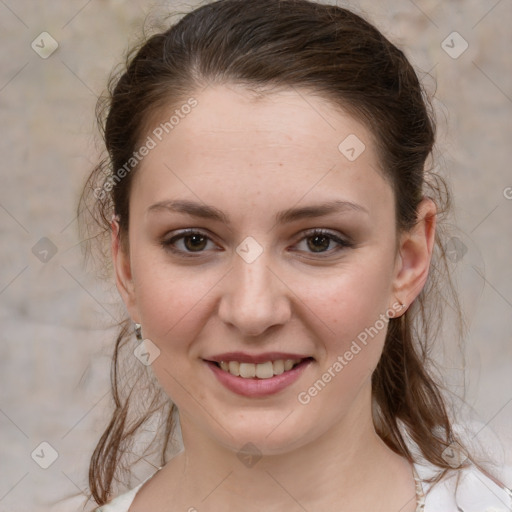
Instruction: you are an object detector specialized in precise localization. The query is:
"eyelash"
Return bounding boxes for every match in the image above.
[161,228,354,258]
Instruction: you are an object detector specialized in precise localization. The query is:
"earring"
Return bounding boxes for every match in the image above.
[134,323,143,342]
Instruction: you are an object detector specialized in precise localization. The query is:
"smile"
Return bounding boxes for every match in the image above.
[204,355,314,397]
[216,359,303,379]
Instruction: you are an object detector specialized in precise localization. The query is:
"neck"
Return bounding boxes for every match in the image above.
[166,382,415,511]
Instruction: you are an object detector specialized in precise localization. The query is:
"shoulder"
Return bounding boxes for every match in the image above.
[93,471,160,512]
[414,461,512,512]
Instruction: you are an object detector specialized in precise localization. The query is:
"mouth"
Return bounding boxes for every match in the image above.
[210,358,311,379]
[204,355,314,397]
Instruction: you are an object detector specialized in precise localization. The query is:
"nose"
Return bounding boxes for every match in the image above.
[217,250,292,338]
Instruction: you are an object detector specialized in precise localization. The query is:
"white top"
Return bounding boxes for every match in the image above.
[94,461,512,511]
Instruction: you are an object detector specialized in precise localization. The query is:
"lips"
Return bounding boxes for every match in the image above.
[216,359,303,379]
[203,352,314,397]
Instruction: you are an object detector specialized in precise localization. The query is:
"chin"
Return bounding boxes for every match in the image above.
[205,410,317,457]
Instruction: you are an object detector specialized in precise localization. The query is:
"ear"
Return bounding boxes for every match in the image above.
[111,216,140,323]
[392,197,437,312]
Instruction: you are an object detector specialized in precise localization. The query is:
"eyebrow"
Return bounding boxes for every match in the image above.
[147,199,369,225]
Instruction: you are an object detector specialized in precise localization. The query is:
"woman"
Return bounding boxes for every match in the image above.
[79,0,512,510]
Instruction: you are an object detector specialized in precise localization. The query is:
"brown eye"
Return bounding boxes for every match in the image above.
[161,229,217,256]
[183,233,208,251]
[307,233,331,252]
[294,229,353,255]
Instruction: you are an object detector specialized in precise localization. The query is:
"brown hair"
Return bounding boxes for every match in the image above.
[79,0,477,505]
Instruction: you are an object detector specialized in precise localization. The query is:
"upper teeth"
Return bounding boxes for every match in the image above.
[218,359,301,379]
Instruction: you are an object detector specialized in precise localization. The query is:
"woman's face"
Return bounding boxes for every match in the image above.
[113,83,432,455]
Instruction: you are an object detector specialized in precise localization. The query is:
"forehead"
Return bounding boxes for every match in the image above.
[131,83,393,219]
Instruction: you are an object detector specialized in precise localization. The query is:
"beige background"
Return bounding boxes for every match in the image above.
[0,0,511,510]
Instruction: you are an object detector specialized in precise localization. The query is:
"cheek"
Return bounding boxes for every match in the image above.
[304,257,395,343]
[130,258,217,404]
[293,268,394,429]
[129,249,217,351]
[296,255,396,406]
